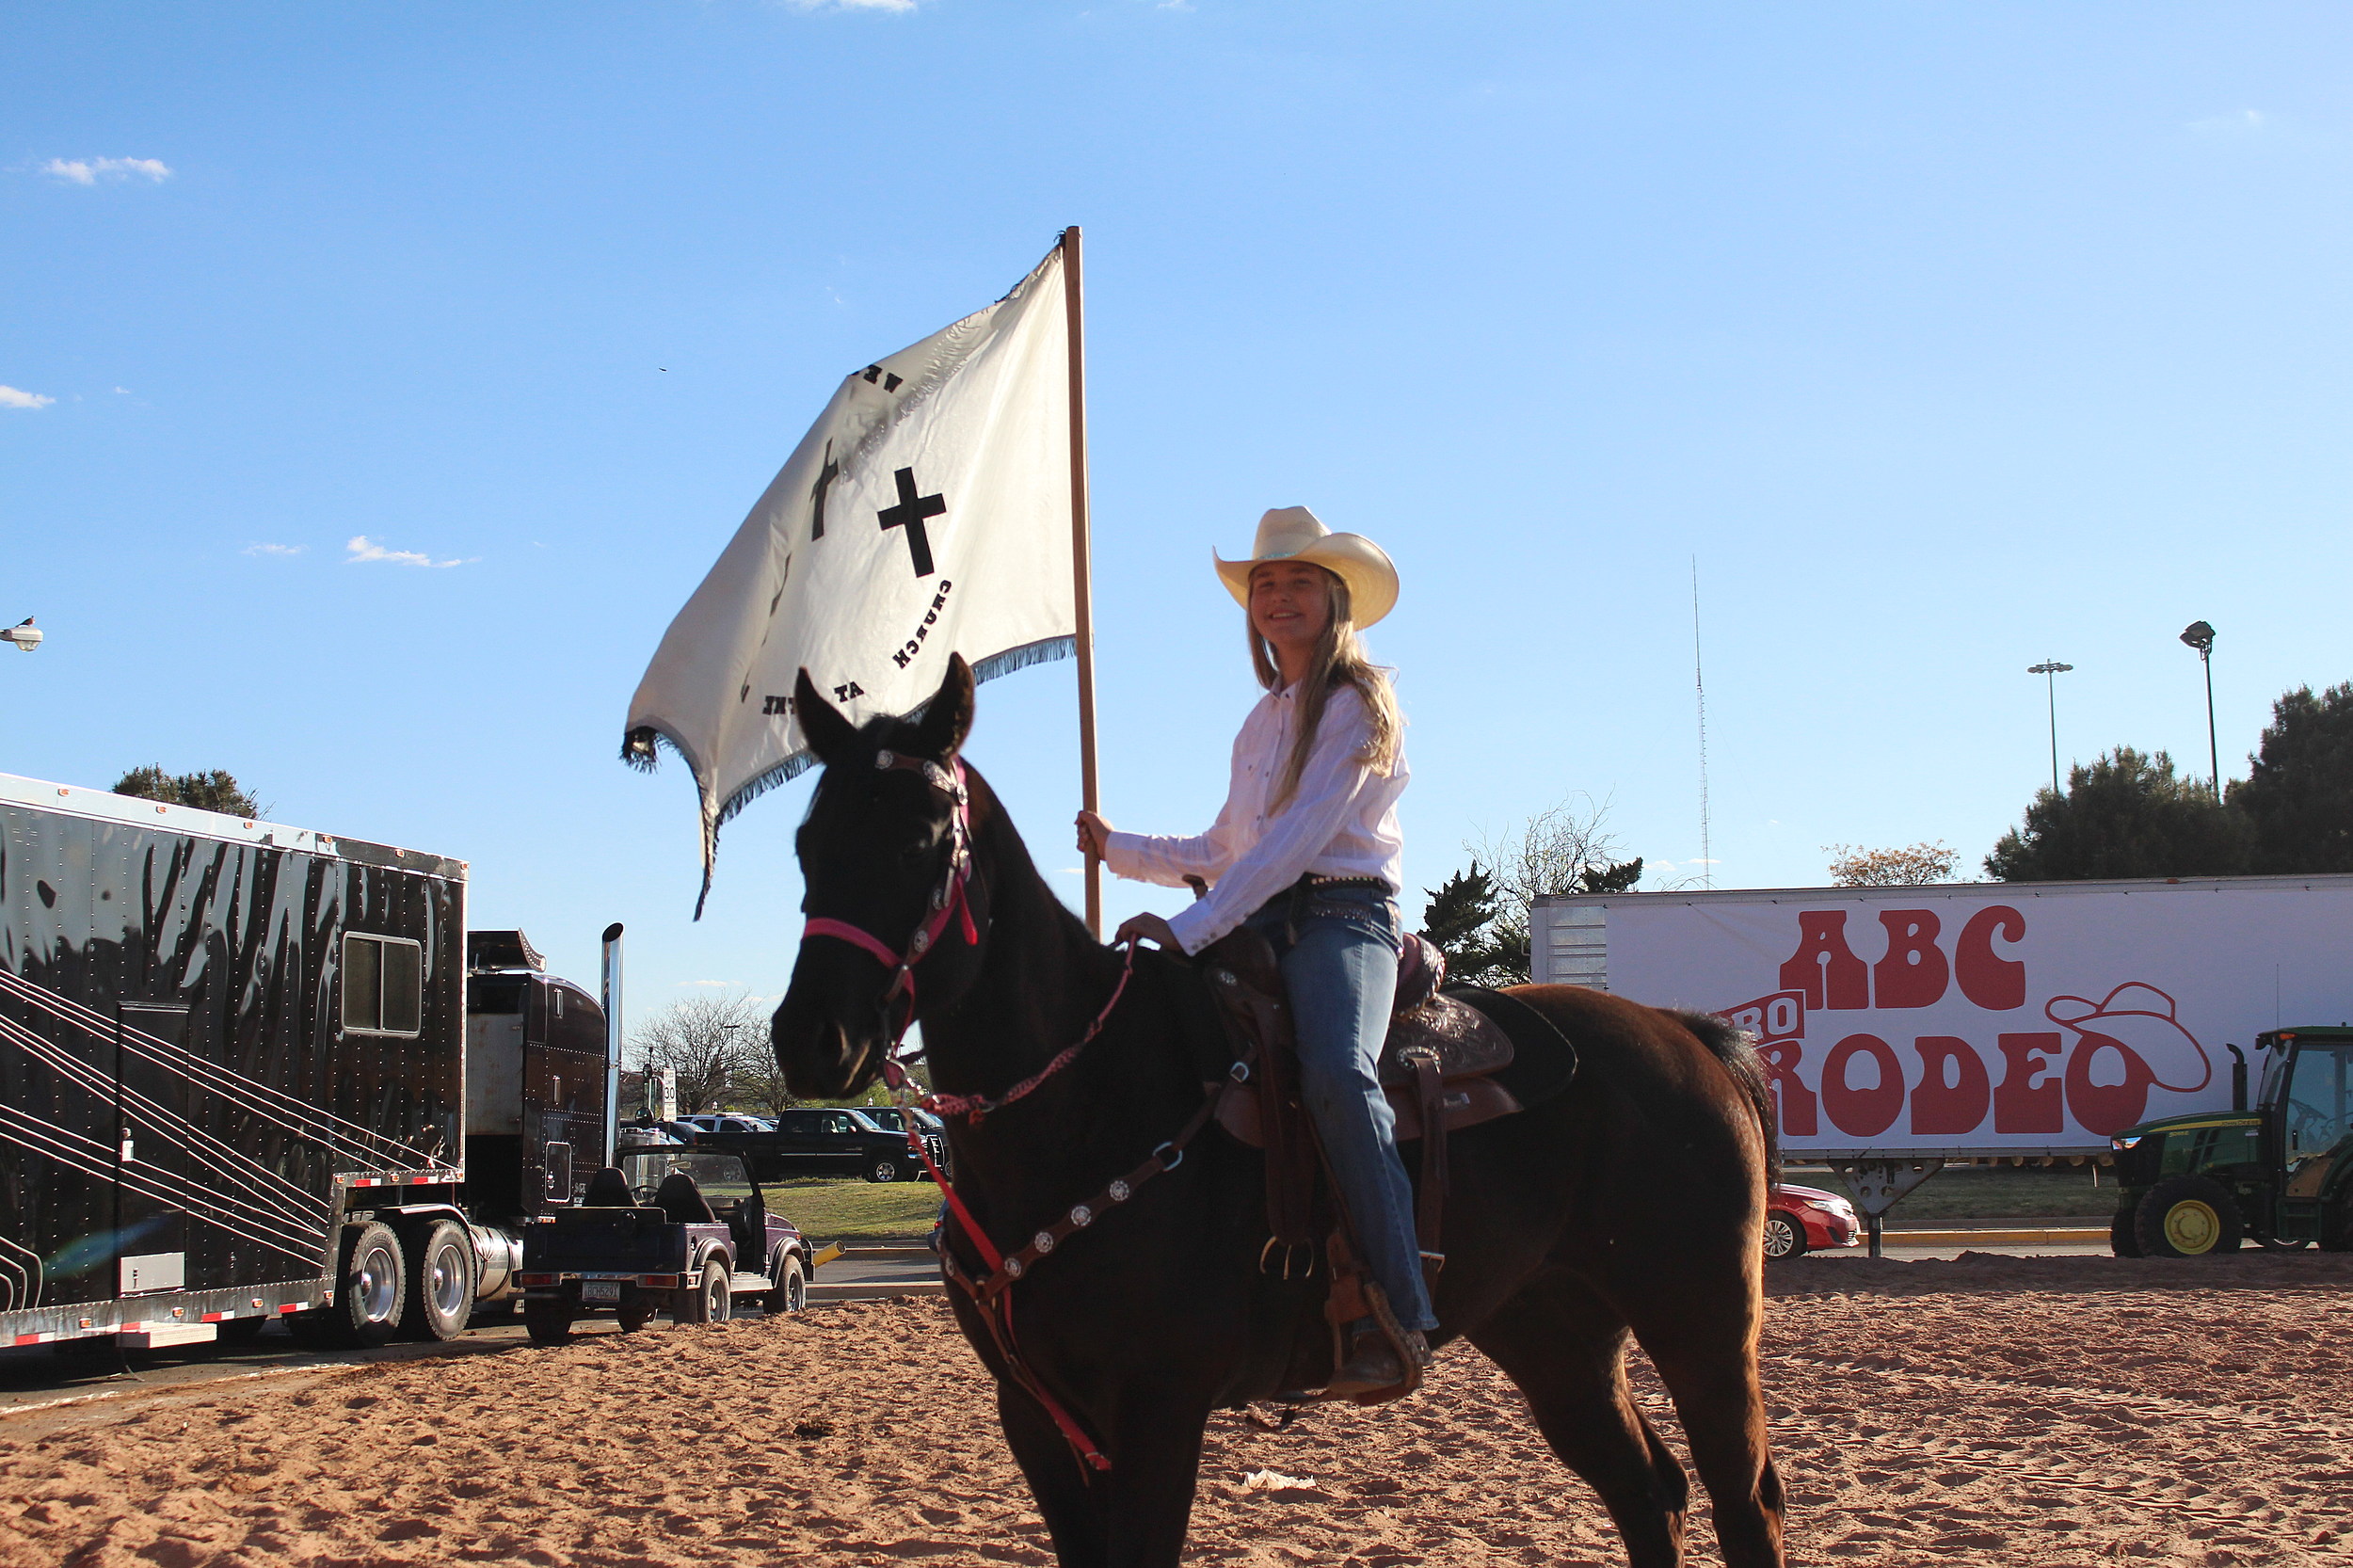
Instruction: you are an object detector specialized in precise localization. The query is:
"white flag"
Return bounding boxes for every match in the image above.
[624,244,1074,910]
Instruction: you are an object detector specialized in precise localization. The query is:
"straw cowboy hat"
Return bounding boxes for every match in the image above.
[1214,506,1400,628]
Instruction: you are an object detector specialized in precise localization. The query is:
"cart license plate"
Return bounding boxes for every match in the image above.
[581,1280,621,1303]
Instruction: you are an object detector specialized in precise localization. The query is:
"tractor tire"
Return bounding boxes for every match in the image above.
[1762,1212,1807,1263]
[523,1298,576,1345]
[2133,1176,2245,1257]
[2109,1205,2144,1257]
[401,1220,475,1342]
[2321,1196,2353,1254]
[675,1260,730,1325]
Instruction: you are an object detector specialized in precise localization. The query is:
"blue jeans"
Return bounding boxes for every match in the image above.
[1244,884,1437,1335]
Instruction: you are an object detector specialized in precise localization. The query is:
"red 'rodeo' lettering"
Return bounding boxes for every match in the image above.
[1910,1035,1990,1134]
[1994,1032,2064,1132]
[1777,912,1869,1010]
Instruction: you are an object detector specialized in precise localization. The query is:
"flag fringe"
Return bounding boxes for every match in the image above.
[689,635,1076,920]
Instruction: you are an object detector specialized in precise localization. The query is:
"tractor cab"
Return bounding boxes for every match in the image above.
[2108,1026,2353,1256]
[2262,1029,2353,1216]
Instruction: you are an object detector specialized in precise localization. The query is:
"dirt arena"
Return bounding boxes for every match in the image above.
[1,1254,2346,1566]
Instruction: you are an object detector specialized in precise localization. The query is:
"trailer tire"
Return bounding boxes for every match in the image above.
[2134,1176,2244,1257]
[766,1254,807,1314]
[865,1158,905,1184]
[1762,1212,1807,1263]
[676,1260,730,1324]
[401,1220,474,1342]
[2109,1205,2145,1257]
[523,1299,576,1345]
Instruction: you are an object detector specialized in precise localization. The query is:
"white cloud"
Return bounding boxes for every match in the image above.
[2189,109,2271,137]
[345,535,469,568]
[40,156,172,185]
[244,543,305,557]
[0,385,55,410]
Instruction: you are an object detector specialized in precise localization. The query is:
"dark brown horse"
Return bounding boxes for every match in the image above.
[773,655,1785,1567]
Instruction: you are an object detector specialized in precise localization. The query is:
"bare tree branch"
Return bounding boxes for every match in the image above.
[628,994,772,1114]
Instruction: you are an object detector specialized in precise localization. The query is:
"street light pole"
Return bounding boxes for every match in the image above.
[2180,621,2218,794]
[2026,661,2073,799]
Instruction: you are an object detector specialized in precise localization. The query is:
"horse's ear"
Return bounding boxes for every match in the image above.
[794,669,859,766]
[915,653,975,759]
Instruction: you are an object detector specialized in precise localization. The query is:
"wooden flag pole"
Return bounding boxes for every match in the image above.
[1061,226,1104,939]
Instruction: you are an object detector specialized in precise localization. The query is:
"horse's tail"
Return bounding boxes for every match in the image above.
[1672,1010,1781,1188]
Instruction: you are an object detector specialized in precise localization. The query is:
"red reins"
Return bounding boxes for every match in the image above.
[794,746,1137,1473]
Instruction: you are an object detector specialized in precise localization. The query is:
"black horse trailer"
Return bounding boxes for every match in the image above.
[0,773,621,1350]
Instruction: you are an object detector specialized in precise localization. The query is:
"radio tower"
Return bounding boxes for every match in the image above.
[1692,557,1711,890]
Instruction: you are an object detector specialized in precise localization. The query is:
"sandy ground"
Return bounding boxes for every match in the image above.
[1,1254,2347,1566]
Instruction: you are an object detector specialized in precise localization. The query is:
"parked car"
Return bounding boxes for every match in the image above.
[728,1107,949,1183]
[858,1105,952,1177]
[679,1112,776,1135]
[517,1149,815,1340]
[1765,1184,1861,1261]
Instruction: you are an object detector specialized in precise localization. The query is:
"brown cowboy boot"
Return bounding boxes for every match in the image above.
[1325,1320,1432,1400]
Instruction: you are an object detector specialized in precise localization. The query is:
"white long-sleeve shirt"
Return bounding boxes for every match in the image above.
[1103,680,1407,954]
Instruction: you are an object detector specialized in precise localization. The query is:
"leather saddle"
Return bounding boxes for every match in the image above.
[1209,931,1525,1151]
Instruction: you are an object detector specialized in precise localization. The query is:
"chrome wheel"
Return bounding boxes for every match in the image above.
[355,1241,400,1325]
[427,1240,469,1320]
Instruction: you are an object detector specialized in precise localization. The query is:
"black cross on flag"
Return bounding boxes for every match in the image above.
[878,466,948,577]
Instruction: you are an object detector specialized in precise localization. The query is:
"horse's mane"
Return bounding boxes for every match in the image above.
[1671,1010,1781,1187]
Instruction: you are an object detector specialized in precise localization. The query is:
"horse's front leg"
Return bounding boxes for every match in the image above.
[999,1382,1111,1568]
[1102,1381,1216,1568]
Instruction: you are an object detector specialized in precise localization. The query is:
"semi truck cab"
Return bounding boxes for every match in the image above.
[2109,1026,2353,1256]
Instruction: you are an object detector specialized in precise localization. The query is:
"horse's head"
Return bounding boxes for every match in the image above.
[772,654,984,1099]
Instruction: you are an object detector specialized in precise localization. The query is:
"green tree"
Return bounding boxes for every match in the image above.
[2231,681,2353,874]
[1578,856,1645,893]
[1985,747,2252,882]
[113,766,264,818]
[1419,865,1500,963]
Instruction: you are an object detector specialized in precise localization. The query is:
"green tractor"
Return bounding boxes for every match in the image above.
[2109,1026,2353,1257]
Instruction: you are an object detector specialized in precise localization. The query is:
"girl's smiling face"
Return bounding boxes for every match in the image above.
[1249,560,1335,667]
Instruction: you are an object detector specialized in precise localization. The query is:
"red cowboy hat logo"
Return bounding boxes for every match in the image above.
[2044,982,2212,1135]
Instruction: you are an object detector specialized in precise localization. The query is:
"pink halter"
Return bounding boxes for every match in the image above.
[801,750,980,1034]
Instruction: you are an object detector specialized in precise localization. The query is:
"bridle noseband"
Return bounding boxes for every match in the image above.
[800,748,980,1041]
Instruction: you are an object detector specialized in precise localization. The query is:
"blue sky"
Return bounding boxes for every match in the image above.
[7,3,2349,1016]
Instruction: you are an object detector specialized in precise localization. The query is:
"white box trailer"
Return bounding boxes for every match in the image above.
[1531,875,2353,1240]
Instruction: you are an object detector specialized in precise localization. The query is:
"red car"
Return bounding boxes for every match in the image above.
[1766,1183,1862,1261]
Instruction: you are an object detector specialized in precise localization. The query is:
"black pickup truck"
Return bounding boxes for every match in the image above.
[515,1148,817,1341]
[745,1107,949,1183]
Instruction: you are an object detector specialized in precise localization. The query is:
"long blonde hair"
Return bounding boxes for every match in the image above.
[1247,567,1403,809]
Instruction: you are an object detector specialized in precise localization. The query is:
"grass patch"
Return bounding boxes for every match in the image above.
[1789,1162,2115,1222]
[766,1177,943,1241]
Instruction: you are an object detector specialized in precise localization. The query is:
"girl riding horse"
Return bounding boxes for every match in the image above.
[1076,505,1430,1398]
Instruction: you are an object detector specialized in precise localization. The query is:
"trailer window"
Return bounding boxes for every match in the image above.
[344,933,424,1037]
